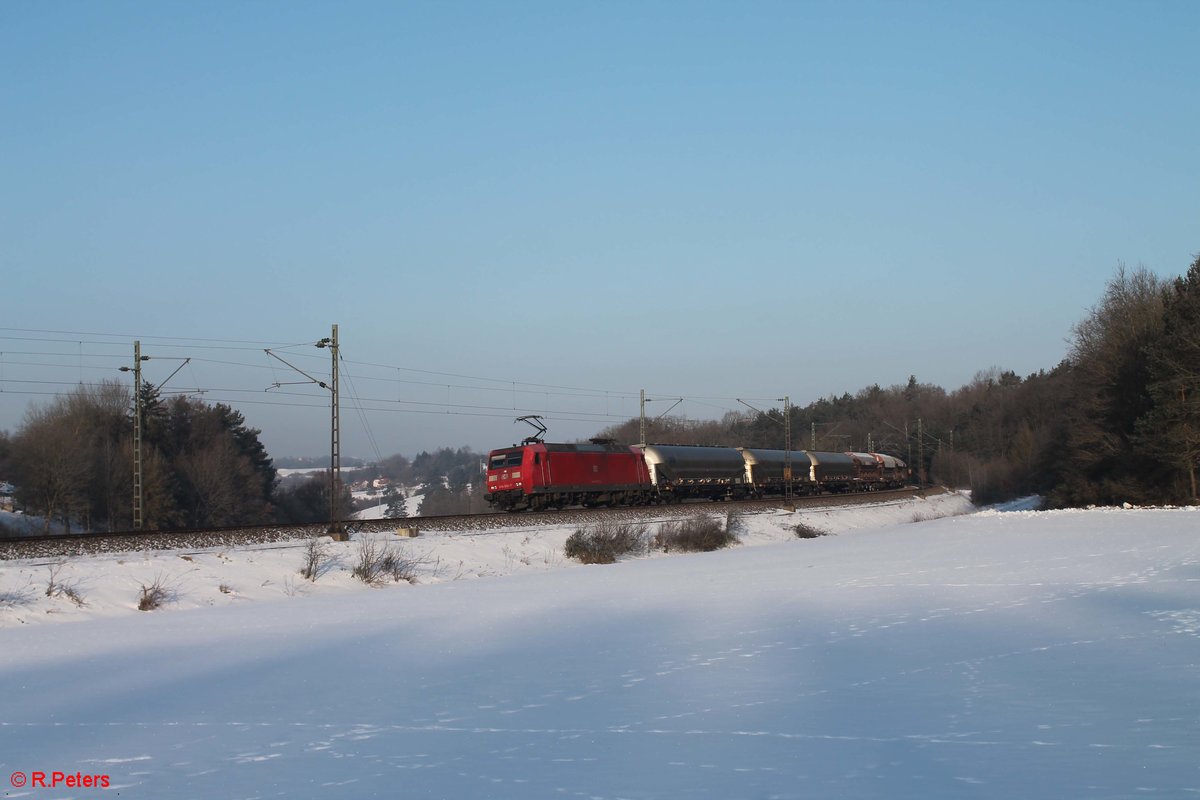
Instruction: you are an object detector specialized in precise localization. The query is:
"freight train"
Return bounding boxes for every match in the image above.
[483,438,910,512]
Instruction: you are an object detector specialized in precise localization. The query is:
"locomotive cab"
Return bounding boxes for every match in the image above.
[484,446,536,510]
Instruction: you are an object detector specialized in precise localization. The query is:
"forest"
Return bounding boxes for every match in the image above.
[1,254,1196,532]
[0,379,489,532]
[597,256,1200,508]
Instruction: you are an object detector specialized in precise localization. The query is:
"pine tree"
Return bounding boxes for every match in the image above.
[1140,253,1200,502]
[1058,265,1168,505]
[384,485,408,518]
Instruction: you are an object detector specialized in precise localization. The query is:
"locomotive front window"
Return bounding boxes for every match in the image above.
[489,451,525,469]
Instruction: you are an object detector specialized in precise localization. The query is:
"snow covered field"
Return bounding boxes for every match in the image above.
[351,486,423,521]
[2,494,1198,799]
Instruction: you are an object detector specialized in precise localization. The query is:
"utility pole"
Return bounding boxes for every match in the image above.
[782,396,792,505]
[905,421,911,471]
[120,341,150,529]
[918,417,926,484]
[639,389,681,447]
[640,388,646,447]
[265,324,346,540]
[317,324,346,540]
[119,343,189,531]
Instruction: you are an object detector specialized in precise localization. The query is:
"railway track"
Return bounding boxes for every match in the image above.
[0,486,946,561]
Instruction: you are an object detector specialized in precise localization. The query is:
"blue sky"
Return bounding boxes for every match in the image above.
[2,1,1197,459]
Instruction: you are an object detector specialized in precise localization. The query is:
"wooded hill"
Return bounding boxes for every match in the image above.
[597,255,1200,508]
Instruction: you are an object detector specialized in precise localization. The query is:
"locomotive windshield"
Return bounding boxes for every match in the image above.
[489,450,524,469]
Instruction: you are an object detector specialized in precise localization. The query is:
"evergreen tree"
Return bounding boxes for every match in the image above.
[134,392,277,528]
[1139,253,1200,501]
[1053,265,1168,505]
[417,484,471,516]
[384,485,408,518]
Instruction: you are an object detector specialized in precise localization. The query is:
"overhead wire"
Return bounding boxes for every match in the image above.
[0,326,309,347]
[0,327,768,441]
[0,377,744,424]
[337,353,385,465]
[0,328,750,407]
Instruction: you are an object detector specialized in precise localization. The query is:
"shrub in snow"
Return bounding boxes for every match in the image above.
[352,538,420,585]
[654,517,737,553]
[793,522,828,539]
[137,575,176,611]
[564,521,647,564]
[299,537,336,582]
[45,562,85,607]
[0,580,36,607]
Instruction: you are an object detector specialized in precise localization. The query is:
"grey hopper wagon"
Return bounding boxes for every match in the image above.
[738,449,817,495]
[804,451,856,491]
[638,444,749,501]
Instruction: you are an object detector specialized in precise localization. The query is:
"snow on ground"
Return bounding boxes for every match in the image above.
[2,494,1198,799]
[985,495,1043,512]
[352,488,424,521]
[0,493,973,626]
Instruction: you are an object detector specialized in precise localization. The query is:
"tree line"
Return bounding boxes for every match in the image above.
[0,378,491,533]
[0,382,278,532]
[595,254,1200,508]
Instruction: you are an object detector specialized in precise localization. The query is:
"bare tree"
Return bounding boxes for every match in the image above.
[12,402,92,532]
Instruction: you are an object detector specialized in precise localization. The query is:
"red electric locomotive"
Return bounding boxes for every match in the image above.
[484,439,653,512]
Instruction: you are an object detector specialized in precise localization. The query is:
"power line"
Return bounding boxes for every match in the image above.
[338,355,384,465]
[0,381,647,424]
[0,379,741,424]
[1,329,752,411]
[338,355,641,397]
[0,326,308,347]
[0,326,778,452]
[0,350,134,360]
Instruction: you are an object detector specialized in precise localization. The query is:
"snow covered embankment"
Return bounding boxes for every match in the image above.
[0,491,974,627]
